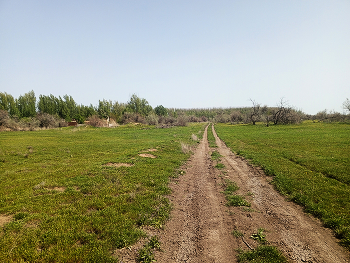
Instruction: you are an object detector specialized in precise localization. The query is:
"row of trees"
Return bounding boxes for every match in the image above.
[0,91,169,124]
[1,91,349,130]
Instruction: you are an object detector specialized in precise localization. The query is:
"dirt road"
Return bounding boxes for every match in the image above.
[156,124,349,262]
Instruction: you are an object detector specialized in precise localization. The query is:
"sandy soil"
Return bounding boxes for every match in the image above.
[155,124,350,263]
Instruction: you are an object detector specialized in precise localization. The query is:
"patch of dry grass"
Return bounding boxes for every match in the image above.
[180,142,191,154]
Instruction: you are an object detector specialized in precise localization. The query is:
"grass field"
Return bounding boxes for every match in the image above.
[0,124,205,262]
[215,121,350,248]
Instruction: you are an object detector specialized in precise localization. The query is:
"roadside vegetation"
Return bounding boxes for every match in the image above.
[215,121,350,248]
[0,123,205,262]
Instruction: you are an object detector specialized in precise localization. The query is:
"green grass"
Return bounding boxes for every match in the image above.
[0,123,205,262]
[215,121,350,248]
[237,245,288,263]
[207,123,217,147]
[250,228,267,244]
[231,230,244,238]
[224,180,240,195]
[211,150,221,161]
[137,236,161,263]
[215,163,225,169]
[223,180,250,207]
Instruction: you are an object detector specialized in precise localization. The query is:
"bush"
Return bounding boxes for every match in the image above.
[188,115,200,122]
[230,111,243,124]
[5,119,21,131]
[87,115,105,127]
[159,116,176,125]
[121,112,146,124]
[36,113,59,128]
[215,114,230,123]
[146,113,158,125]
[59,121,68,127]
[19,117,40,130]
[200,116,208,122]
[175,115,187,126]
[0,110,10,126]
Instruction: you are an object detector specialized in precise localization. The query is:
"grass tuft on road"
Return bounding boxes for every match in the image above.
[237,245,288,263]
[223,180,250,207]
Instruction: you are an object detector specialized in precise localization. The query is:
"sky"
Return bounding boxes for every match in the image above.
[1,1,349,115]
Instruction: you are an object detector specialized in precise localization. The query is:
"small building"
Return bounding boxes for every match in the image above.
[68,120,77,126]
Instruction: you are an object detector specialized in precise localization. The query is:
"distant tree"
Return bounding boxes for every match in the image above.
[75,104,96,123]
[154,105,168,116]
[230,111,243,124]
[249,99,261,125]
[271,98,288,125]
[110,102,126,122]
[125,94,152,116]
[343,98,350,113]
[97,99,112,119]
[260,105,272,127]
[38,94,58,115]
[17,90,37,118]
[0,92,20,117]
[57,96,69,121]
[272,98,302,125]
[63,95,77,120]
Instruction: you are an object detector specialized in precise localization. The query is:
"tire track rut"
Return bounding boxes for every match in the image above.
[156,125,235,262]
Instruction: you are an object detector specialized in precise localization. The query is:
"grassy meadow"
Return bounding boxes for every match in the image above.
[215,121,350,248]
[0,124,205,262]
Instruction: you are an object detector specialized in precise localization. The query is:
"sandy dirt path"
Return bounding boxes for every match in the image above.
[155,124,349,262]
[156,124,236,262]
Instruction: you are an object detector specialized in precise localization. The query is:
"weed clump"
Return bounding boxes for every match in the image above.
[224,180,240,195]
[224,180,251,207]
[226,195,251,207]
[250,228,267,244]
[211,151,221,161]
[215,163,225,169]
[237,245,288,263]
[232,230,244,238]
[137,236,161,263]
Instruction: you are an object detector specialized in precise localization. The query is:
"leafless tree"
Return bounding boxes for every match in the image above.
[271,98,302,125]
[260,105,272,127]
[272,98,291,125]
[249,99,261,125]
[343,98,350,113]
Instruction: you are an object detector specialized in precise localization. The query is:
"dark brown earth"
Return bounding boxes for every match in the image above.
[117,124,350,262]
[155,124,349,263]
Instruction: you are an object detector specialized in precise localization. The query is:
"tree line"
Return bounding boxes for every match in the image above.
[0,91,171,124]
[1,91,349,131]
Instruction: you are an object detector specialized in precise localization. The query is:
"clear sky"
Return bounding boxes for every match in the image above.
[1,0,349,114]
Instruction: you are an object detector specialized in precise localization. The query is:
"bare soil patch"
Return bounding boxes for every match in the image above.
[0,215,12,227]
[144,148,158,152]
[104,162,134,167]
[138,154,157,158]
[45,187,66,192]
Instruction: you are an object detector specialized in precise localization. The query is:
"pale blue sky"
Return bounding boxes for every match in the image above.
[1,0,349,114]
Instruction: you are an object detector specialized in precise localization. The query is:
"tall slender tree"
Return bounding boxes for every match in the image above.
[17,90,36,118]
